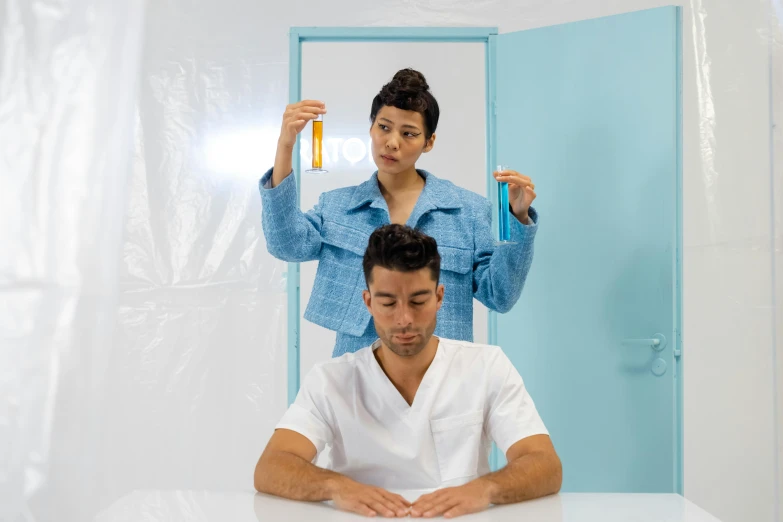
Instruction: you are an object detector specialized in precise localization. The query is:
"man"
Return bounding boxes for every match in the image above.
[254,224,561,518]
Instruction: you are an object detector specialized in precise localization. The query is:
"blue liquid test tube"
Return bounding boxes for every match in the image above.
[497,164,511,242]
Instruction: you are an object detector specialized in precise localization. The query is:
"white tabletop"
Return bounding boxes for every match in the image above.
[94,490,721,521]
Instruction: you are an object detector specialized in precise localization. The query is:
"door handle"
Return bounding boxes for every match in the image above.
[621,333,666,352]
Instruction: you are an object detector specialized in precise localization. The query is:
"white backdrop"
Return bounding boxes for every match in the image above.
[1,1,781,521]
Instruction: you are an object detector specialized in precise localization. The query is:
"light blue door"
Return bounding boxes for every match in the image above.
[492,7,682,493]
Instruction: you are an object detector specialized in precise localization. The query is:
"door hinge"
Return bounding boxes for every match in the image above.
[674,347,681,358]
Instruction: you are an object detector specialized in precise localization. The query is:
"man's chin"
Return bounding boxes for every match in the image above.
[388,342,426,357]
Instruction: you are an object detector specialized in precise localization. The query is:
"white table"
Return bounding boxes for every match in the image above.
[94,490,721,521]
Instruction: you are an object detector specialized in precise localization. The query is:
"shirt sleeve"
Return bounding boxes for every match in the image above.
[275,366,335,455]
[485,348,549,456]
[471,198,538,314]
[259,167,325,262]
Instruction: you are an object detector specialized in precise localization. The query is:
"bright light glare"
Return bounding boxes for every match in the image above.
[203,127,378,176]
[202,127,278,177]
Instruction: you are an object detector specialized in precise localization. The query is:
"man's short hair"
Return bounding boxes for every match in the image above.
[362,224,441,286]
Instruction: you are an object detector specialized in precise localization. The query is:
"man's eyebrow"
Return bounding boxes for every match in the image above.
[373,290,432,299]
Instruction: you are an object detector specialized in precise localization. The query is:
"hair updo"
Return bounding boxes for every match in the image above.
[370,68,439,140]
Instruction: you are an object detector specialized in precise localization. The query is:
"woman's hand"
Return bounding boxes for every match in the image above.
[278,100,326,149]
[493,168,536,224]
[271,100,326,187]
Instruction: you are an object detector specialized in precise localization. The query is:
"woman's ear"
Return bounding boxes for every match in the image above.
[423,132,436,153]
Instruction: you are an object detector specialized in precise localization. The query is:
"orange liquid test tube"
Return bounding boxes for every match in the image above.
[306,114,327,173]
[312,119,323,168]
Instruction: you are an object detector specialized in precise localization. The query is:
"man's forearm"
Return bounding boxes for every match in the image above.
[254,450,346,502]
[478,451,562,505]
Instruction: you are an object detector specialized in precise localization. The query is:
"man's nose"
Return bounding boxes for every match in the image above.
[395,304,413,325]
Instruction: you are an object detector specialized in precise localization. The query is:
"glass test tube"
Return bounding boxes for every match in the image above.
[496,164,511,242]
[306,113,328,173]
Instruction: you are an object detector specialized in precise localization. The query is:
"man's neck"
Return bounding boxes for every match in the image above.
[374,336,440,404]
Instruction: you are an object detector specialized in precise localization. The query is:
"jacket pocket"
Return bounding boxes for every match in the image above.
[438,245,472,275]
[321,220,369,256]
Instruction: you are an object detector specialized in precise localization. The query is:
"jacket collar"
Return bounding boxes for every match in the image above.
[347,170,463,212]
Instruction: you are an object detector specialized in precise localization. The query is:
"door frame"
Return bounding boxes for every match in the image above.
[286,26,499,406]
[285,22,683,492]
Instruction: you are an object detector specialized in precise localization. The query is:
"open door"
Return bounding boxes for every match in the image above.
[491,7,682,492]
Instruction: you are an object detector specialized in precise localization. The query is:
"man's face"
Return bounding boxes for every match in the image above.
[363,266,444,357]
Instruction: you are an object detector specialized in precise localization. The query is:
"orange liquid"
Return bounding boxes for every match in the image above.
[312,120,323,168]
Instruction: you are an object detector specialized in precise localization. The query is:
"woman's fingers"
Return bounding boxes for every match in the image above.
[283,110,325,137]
[499,176,535,190]
[284,110,324,125]
[494,170,532,184]
[293,99,325,109]
[285,102,326,118]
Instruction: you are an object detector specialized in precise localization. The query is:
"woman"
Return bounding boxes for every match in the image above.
[259,69,538,356]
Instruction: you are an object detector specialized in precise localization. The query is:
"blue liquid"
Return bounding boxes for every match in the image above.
[497,181,510,242]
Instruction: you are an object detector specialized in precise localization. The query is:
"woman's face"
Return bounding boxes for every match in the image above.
[369,105,435,175]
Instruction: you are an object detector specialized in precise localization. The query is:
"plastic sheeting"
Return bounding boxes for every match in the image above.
[1,0,148,519]
[1,1,780,522]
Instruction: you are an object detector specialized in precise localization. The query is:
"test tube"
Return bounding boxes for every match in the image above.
[496,164,511,242]
[305,113,328,173]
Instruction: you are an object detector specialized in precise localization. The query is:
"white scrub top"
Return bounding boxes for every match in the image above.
[275,338,549,491]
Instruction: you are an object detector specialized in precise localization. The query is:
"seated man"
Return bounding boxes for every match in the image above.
[254,224,562,518]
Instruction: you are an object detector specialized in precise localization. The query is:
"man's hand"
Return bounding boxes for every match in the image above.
[410,479,494,519]
[329,476,411,518]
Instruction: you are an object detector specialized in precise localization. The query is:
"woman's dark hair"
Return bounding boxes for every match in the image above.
[369,68,440,140]
[363,224,441,286]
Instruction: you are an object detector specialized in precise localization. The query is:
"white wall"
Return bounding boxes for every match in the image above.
[680,1,779,521]
[4,1,780,521]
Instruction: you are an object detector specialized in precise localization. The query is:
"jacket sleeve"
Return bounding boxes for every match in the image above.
[259,168,324,262]
[471,199,539,313]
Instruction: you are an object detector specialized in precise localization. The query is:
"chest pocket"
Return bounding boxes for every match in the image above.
[438,246,472,275]
[321,221,369,256]
[430,410,484,482]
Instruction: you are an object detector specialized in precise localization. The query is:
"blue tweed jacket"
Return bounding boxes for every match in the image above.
[259,168,538,356]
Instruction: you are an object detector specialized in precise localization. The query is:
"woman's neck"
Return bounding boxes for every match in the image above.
[377,166,424,195]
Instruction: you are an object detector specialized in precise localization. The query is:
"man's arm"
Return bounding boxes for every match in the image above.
[410,434,561,519]
[254,429,411,517]
[254,428,338,501]
[480,433,562,504]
